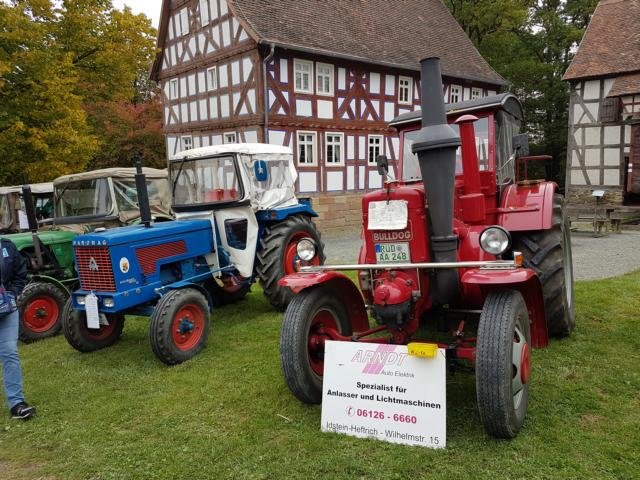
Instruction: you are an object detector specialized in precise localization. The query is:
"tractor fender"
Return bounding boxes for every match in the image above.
[28,275,73,296]
[461,268,548,348]
[279,272,369,332]
[499,181,557,231]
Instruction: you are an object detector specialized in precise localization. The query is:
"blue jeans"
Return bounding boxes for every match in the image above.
[0,310,24,409]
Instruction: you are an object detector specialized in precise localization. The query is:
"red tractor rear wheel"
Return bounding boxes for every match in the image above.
[18,282,67,343]
[61,299,125,352]
[476,290,531,438]
[513,193,575,337]
[256,215,325,311]
[280,286,352,404]
[149,288,210,365]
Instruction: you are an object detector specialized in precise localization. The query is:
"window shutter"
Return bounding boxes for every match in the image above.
[599,97,621,123]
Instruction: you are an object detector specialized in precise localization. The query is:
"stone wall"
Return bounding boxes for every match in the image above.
[306,193,363,235]
[566,185,623,206]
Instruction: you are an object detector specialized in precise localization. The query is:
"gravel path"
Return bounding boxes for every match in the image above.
[322,228,640,281]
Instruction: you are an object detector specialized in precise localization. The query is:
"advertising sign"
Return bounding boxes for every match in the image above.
[321,341,446,448]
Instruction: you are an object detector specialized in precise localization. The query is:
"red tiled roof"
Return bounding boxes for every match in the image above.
[152,0,505,86]
[563,0,640,81]
[607,72,640,96]
[229,0,505,85]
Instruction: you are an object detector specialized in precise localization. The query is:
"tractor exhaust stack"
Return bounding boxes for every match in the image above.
[21,185,44,271]
[411,57,461,305]
[134,153,152,228]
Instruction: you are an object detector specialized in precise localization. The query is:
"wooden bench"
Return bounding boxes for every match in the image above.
[566,206,615,233]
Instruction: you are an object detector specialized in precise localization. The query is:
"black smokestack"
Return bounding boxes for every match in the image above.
[411,57,461,305]
[134,153,152,228]
[21,185,44,270]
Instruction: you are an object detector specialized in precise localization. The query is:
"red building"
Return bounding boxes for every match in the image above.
[151,0,505,230]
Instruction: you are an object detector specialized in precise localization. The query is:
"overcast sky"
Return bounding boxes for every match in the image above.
[113,0,162,29]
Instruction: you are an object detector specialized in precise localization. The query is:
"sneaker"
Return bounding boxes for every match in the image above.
[10,402,36,420]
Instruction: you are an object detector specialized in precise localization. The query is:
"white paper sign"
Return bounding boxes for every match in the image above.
[85,293,100,329]
[321,341,446,449]
[367,200,408,231]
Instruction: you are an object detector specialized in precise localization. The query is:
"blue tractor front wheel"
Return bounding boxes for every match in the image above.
[149,288,211,365]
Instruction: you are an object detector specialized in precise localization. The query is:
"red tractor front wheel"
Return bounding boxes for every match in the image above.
[476,289,531,438]
[18,282,67,343]
[61,298,125,353]
[149,288,210,365]
[280,286,352,404]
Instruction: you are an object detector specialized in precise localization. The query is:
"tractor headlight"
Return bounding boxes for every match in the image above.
[103,298,115,308]
[76,295,86,305]
[479,226,511,256]
[296,238,317,261]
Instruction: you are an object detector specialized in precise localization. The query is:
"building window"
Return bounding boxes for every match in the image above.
[223,132,237,144]
[325,133,344,165]
[368,135,384,165]
[180,8,189,36]
[207,66,217,91]
[398,76,413,105]
[199,0,210,26]
[297,131,317,165]
[450,85,461,103]
[471,87,482,100]
[316,63,334,96]
[294,59,313,94]
[181,136,193,151]
[170,79,178,99]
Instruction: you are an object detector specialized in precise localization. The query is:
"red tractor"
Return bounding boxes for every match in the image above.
[278,58,574,439]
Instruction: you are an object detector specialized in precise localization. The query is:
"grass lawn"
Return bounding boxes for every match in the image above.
[1,272,639,480]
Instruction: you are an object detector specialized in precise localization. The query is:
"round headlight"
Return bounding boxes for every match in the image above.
[479,226,511,256]
[296,238,317,261]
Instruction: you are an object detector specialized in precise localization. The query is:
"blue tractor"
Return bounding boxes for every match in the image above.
[61,144,325,364]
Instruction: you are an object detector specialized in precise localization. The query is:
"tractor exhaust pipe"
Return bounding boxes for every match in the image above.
[411,57,461,305]
[134,153,152,228]
[21,185,44,270]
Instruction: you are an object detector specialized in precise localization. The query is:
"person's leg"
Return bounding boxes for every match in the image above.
[0,310,24,408]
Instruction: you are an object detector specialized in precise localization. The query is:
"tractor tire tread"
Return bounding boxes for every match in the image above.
[149,288,210,365]
[513,193,575,338]
[256,215,325,311]
[476,290,529,438]
[61,299,124,352]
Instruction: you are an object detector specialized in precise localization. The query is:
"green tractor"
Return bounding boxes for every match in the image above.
[0,168,171,342]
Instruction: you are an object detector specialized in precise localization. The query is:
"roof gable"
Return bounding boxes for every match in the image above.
[153,0,505,86]
[563,0,640,81]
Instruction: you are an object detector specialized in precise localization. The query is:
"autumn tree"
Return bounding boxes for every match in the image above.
[0,0,163,184]
[0,1,98,184]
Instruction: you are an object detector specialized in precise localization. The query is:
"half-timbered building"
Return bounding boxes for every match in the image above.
[563,0,640,210]
[151,0,505,230]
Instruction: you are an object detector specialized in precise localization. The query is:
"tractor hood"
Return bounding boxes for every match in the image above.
[0,230,76,250]
[72,219,211,248]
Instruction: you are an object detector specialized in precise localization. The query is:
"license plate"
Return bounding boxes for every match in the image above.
[375,242,410,263]
[85,293,100,329]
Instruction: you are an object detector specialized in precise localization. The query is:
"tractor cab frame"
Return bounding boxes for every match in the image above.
[0,183,54,234]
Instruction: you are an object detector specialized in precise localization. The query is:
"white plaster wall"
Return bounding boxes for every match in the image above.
[370,72,380,94]
[298,172,317,192]
[326,171,343,191]
[583,80,600,100]
[296,99,312,117]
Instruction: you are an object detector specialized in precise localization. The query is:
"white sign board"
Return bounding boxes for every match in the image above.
[367,200,408,231]
[85,293,100,329]
[321,341,446,449]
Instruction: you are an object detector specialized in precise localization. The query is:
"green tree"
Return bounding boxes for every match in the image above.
[446,0,599,188]
[0,0,162,184]
[0,1,98,184]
